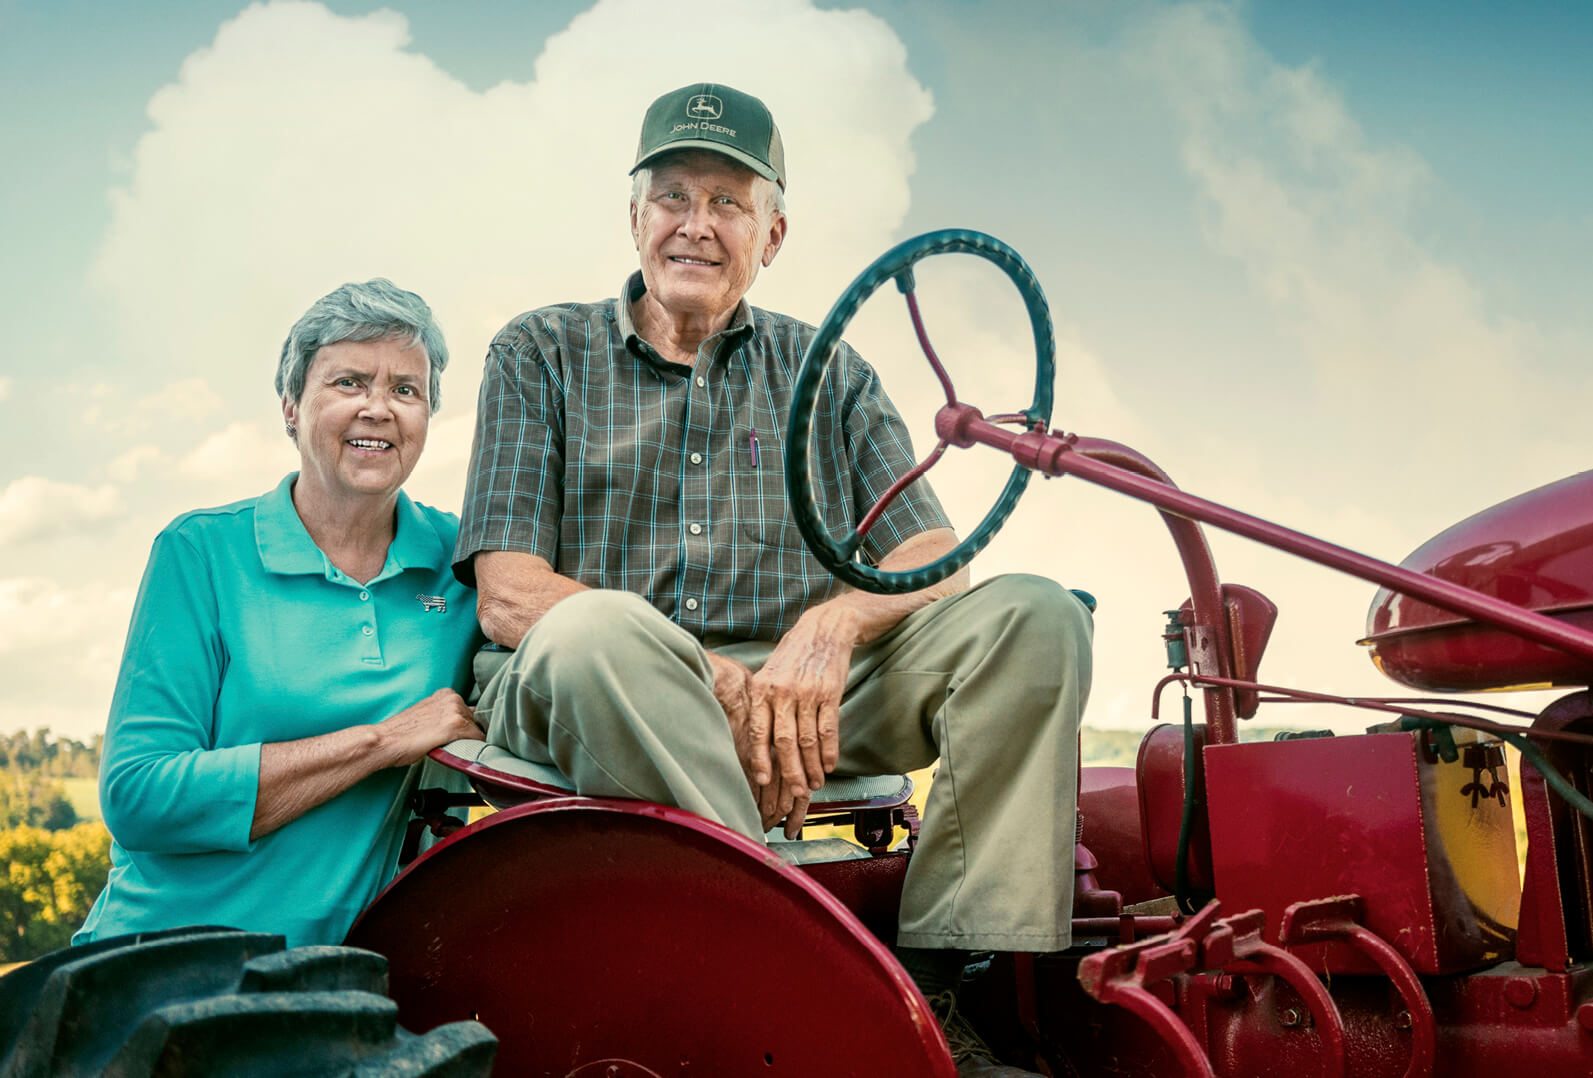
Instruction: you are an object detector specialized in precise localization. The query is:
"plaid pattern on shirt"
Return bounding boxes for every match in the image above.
[454,273,951,643]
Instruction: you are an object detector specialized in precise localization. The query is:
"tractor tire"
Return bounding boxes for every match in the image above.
[0,925,496,1077]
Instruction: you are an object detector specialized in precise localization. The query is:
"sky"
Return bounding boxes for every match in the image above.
[1,0,1590,744]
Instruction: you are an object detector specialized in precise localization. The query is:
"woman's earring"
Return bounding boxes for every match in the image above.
[285,423,297,437]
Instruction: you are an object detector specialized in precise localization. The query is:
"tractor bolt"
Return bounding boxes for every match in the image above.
[1279,1007,1304,1028]
[1392,1010,1413,1030]
[1504,978,1538,1009]
[1577,1002,1593,1031]
[1210,973,1244,1000]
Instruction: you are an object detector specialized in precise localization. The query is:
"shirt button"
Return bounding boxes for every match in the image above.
[359,590,370,601]
[684,598,699,611]
[690,452,703,465]
[689,522,703,535]
[362,625,374,636]
[694,376,706,388]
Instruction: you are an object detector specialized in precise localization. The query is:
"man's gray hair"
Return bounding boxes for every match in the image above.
[276,278,449,414]
[631,161,786,223]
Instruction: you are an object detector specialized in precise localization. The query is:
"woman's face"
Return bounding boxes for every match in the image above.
[282,337,431,507]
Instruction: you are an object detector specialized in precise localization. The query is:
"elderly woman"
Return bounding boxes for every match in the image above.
[75,279,483,948]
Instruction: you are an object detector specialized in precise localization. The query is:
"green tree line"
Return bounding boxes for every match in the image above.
[1,729,109,963]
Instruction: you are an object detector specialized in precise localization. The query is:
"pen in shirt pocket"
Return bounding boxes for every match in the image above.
[748,432,760,469]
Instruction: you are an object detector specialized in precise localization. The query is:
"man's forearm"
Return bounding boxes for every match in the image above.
[474,550,590,648]
[813,527,968,645]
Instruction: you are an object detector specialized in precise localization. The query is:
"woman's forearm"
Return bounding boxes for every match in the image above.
[251,723,398,841]
[251,688,479,841]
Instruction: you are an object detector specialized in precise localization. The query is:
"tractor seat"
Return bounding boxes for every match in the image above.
[430,738,915,815]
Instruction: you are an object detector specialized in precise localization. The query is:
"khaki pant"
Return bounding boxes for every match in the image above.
[475,573,1092,951]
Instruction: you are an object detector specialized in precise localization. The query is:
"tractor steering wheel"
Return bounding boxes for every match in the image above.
[784,229,1056,594]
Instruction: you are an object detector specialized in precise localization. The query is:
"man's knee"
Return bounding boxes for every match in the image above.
[509,590,705,685]
[523,589,653,644]
[973,573,1094,647]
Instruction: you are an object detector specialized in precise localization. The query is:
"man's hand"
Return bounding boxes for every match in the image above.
[707,650,809,836]
[749,604,859,798]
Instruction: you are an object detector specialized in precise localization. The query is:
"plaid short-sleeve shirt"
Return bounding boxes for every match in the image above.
[454,272,951,642]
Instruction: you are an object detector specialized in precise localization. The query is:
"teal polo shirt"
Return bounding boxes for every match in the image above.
[76,474,481,948]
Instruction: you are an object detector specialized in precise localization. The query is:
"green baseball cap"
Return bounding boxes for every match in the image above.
[631,82,787,190]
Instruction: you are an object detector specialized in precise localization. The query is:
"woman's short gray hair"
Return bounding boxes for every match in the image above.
[276,279,449,414]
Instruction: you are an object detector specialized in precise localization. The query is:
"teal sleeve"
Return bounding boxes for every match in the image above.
[99,528,261,853]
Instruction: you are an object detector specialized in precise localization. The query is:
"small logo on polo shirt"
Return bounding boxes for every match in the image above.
[687,94,723,120]
[417,594,447,613]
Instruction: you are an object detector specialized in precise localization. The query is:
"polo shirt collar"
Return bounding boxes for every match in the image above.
[256,473,448,582]
[615,271,753,369]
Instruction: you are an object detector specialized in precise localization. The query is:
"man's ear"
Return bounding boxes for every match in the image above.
[762,210,788,268]
[630,198,641,249]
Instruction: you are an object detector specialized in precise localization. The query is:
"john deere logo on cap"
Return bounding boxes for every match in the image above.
[687,94,723,120]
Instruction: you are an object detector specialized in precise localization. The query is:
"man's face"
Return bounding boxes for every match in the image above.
[631,151,786,325]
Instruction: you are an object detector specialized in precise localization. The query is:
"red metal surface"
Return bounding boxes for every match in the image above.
[1181,584,1278,719]
[1205,909,1348,1078]
[1279,896,1436,1078]
[1364,471,1593,691]
[794,851,907,944]
[1076,761,1166,904]
[1077,904,1222,1077]
[1204,732,1519,975]
[940,405,1246,741]
[1080,766,1164,906]
[1516,691,1593,970]
[1138,723,1214,896]
[931,403,1593,674]
[966,949,1593,1077]
[1065,437,1241,743]
[347,798,954,1078]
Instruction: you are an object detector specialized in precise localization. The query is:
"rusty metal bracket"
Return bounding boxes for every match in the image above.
[1204,909,1347,1078]
[1079,902,1353,1078]
[1078,903,1221,1077]
[1280,895,1436,1078]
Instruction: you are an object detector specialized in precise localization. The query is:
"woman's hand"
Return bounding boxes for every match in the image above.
[252,689,482,841]
[377,689,484,767]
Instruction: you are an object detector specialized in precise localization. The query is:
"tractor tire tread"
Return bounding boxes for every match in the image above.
[0,929,495,1078]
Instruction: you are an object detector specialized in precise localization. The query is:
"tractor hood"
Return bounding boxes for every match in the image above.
[1362,470,1593,692]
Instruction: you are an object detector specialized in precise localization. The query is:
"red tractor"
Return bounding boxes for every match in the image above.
[9,231,1593,1076]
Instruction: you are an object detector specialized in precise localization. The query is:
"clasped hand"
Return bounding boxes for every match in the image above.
[707,607,856,839]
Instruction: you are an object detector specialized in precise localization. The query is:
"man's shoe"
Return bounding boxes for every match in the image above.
[926,990,1043,1078]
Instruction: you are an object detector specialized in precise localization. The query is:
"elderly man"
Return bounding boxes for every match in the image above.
[454,83,1091,1077]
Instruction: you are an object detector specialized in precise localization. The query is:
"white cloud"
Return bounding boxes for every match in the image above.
[31,0,927,739]
[0,577,135,740]
[82,0,934,523]
[92,0,933,398]
[1128,3,1585,501]
[0,578,134,655]
[98,377,229,436]
[177,420,291,489]
[0,477,125,547]
[107,444,165,483]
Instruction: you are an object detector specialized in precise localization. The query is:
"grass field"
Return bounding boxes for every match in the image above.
[61,777,100,821]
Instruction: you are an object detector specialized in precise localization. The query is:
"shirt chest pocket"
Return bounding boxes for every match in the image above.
[733,424,852,550]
